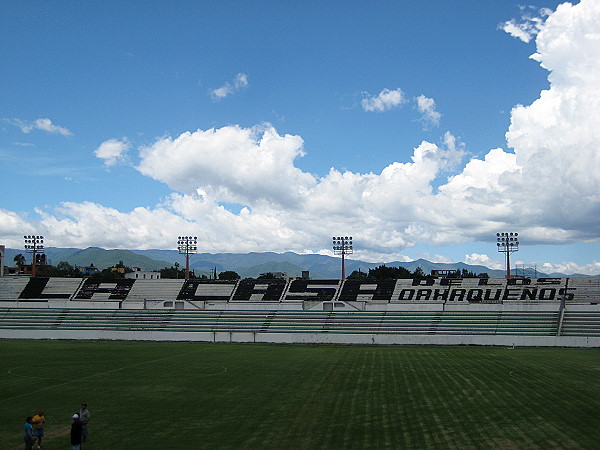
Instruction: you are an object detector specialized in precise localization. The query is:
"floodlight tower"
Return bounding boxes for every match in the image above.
[497,232,519,279]
[24,235,44,278]
[0,245,5,278]
[177,236,197,280]
[332,236,353,280]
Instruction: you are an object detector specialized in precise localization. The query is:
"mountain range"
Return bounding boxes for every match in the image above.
[3,246,595,279]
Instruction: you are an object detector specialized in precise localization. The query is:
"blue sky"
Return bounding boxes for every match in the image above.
[2,0,599,275]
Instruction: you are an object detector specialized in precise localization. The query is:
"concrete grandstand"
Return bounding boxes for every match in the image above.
[0,276,598,347]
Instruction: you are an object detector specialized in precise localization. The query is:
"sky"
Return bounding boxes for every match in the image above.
[1,0,599,275]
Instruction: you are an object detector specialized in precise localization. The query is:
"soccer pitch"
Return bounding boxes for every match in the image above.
[1,341,598,449]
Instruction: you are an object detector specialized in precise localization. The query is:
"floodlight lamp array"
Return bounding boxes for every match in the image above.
[23,235,44,251]
[496,232,519,250]
[332,236,353,254]
[177,236,198,253]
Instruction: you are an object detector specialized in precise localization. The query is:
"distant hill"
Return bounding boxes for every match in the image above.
[134,250,530,279]
[3,246,596,278]
[3,247,171,271]
[236,261,309,279]
[64,247,172,271]
[135,250,338,278]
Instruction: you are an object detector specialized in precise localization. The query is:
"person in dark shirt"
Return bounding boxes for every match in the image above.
[70,414,82,450]
[24,417,34,450]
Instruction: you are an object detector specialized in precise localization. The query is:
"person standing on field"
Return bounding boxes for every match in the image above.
[31,409,46,449]
[70,414,82,450]
[78,403,91,443]
[23,416,34,450]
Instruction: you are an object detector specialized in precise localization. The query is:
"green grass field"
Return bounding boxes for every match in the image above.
[0,340,598,449]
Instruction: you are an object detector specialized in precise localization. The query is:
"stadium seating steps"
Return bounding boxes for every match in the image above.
[0,308,574,336]
[561,311,600,337]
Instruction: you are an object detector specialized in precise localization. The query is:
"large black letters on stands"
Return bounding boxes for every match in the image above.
[18,277,577,303]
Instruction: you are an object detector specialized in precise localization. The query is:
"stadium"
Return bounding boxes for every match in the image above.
[2,274,599,447]
[1,275,599,347]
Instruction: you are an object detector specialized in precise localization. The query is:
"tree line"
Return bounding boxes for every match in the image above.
[348,265,486,280]
[10,255,486,280]
[10,254,242,280]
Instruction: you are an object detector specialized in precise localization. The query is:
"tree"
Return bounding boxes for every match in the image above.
[219,271,240,280]
[91,267,128,278]
[13,253,25,266]
[461,268,478,278]
[368,265,413,280]
[36,265,60,277]
[347,270,367,280]
[257,272,275,280]
[56,261,82,277]
[43,261,82,277]
[20,261,83,278]
[413,267,425,278]
[160,265,186,279]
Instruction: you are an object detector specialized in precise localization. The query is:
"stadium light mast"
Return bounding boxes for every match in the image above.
[24,235,44,278]
[177,236,197,280]
[333,236,353,280]
[497,232,519,279]
[0,245,5,278]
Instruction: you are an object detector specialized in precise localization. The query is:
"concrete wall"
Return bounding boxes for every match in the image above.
[1,328,598,348]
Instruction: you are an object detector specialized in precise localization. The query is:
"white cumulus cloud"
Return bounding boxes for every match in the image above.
[539,260,600,276]
[504,0,600,240]
[3,0,600,275]
[416,95,441,127]
[4,117,73,136]
[137,125,316,206]
[94,138,130,167]
[465,253,503,270]
[500,6,552,43]
[211,73,249,100]
[361,88,407,112]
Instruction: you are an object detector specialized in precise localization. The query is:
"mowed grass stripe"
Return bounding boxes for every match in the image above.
[423,350,472,448]
[497,349,596,447]
[452,349,595,448]
[0,341,598,449]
